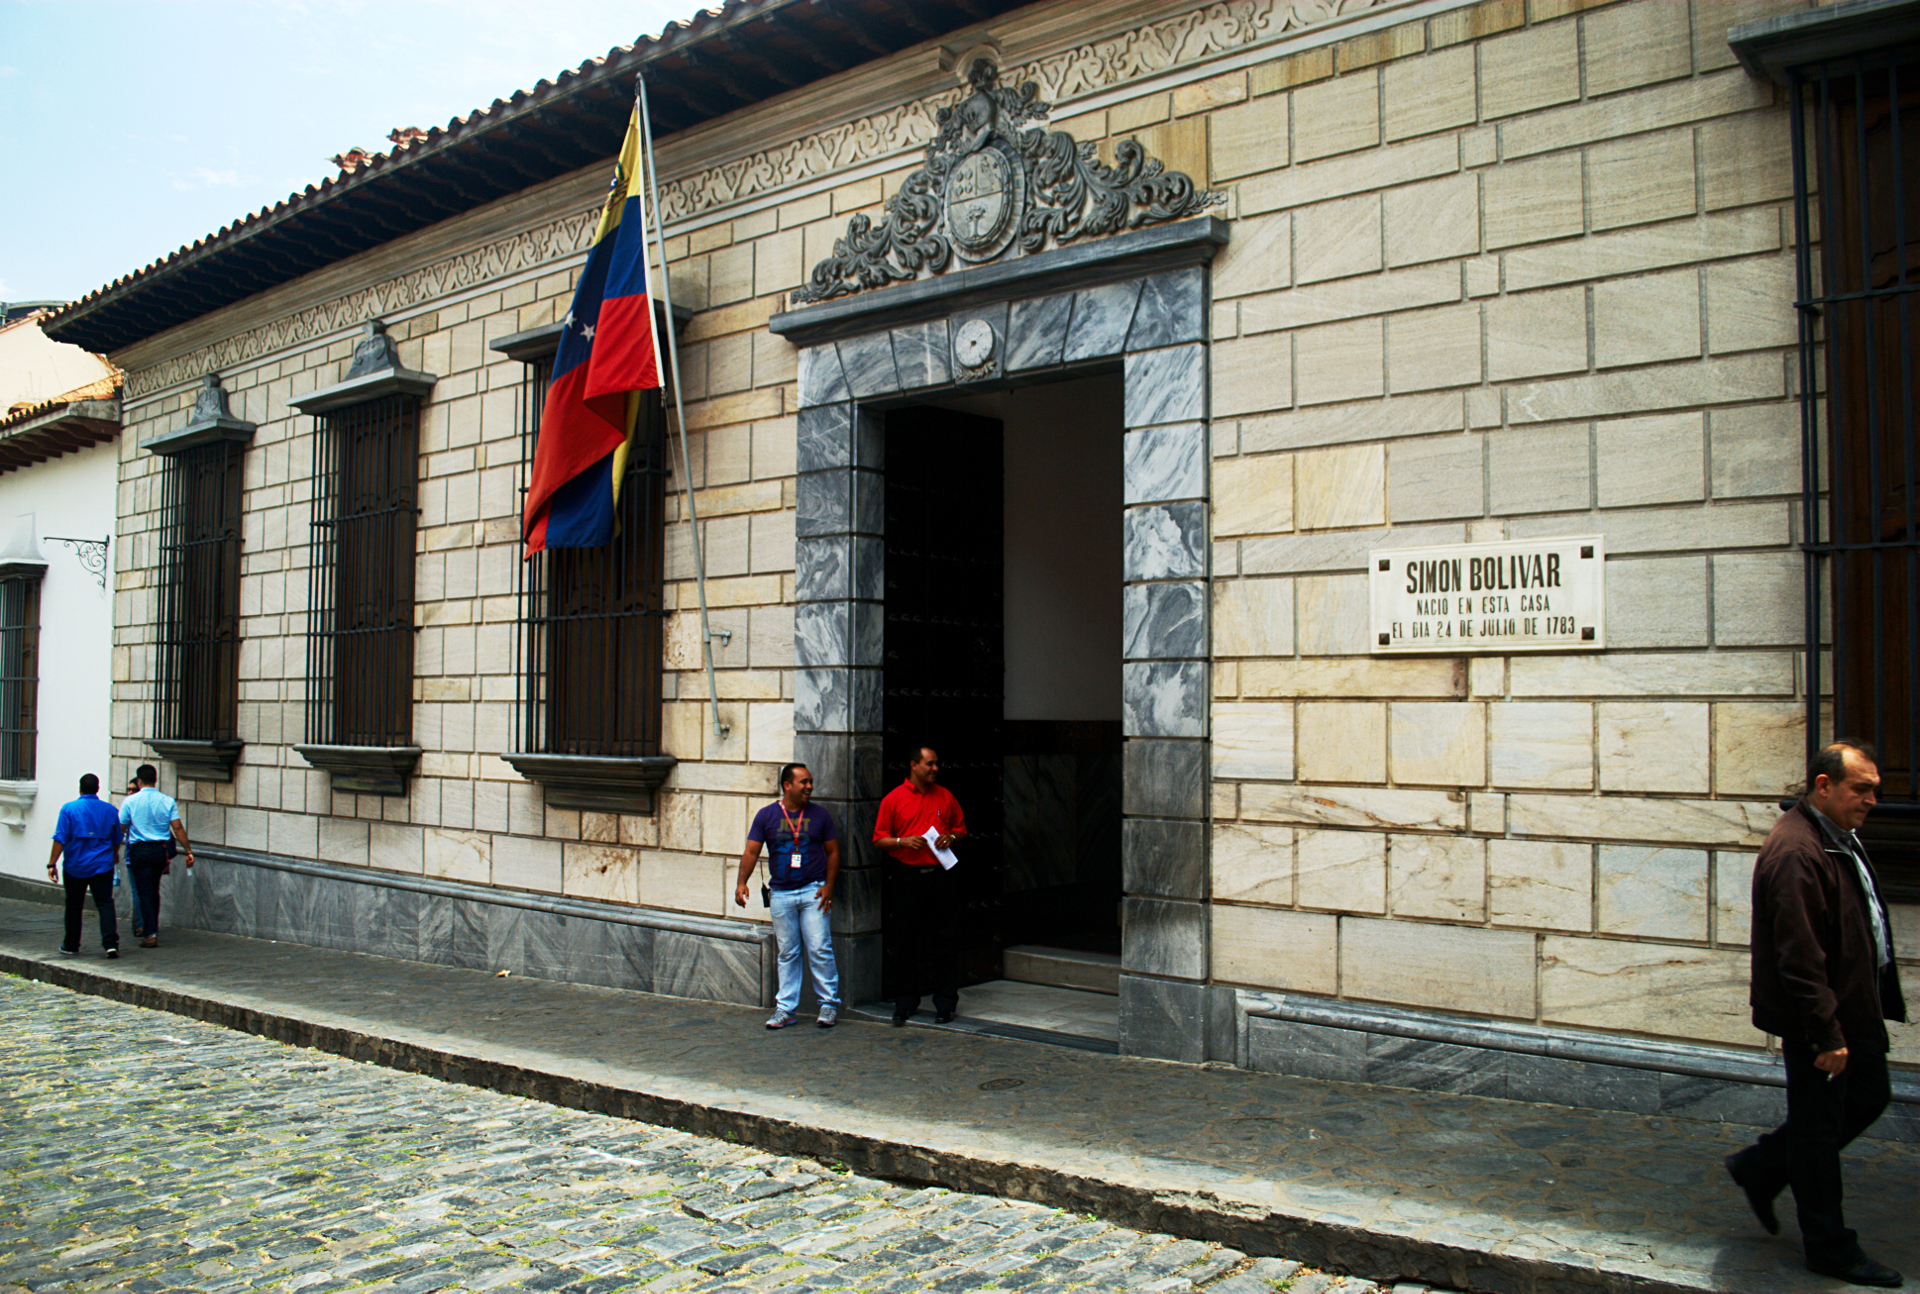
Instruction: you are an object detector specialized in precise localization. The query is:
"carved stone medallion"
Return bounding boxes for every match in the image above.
[947,146,1023,262]
[791,58,1222,305]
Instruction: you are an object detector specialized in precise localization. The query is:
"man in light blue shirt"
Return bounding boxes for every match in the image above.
[119,763,194,949]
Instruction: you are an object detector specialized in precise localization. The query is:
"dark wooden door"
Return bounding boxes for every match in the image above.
[882,406,1005,991]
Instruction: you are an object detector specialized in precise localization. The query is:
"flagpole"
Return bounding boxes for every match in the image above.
[637,71,728,741]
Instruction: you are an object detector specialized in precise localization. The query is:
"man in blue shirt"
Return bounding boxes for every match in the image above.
[119,763,195,949]
[733,763,840,1029]
[49,773,123,958]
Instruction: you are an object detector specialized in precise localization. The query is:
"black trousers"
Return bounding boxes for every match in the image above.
[62,872,118,953]
[127,841,169,936]
[890,861,958,1017]
[1731,1041,1891,1264]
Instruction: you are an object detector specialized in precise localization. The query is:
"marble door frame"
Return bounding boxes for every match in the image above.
[784,251,1221,1063]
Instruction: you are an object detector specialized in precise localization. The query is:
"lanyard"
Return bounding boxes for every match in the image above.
[778,802,807,847]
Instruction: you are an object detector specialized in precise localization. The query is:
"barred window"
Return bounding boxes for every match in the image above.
[1748,13,1920,893]
[0,573,41,781]
[155,440,243,744]
[306,391,421,748]
[288,322,435,796]
[513,354,668,758]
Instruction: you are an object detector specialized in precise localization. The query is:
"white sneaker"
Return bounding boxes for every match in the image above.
[764,1010,797,1030]
[817,1007,838,1028]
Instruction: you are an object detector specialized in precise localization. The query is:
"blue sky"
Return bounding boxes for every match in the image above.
[0,0,697,307]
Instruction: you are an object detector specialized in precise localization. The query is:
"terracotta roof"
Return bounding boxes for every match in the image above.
[44,0,1031,356]
[1,360,123,423]
[0,370,122,474]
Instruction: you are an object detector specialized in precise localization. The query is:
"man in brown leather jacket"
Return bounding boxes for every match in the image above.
[1726,740,1907,1288]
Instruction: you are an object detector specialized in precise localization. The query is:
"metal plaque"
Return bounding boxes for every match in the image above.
[1370,535,1605,654]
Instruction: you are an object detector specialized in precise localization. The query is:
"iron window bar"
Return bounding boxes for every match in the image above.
[1788,44,1920,894]
[305,392,422,749]
[512,355,669,760]
[154,441,243,744]
[0,576,40,782]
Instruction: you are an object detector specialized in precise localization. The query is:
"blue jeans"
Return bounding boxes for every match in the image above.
[770,881,838,1014]
[119,859,148,935]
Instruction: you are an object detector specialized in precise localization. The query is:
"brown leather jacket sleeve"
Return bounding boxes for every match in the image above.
[1756,843,1846,1054]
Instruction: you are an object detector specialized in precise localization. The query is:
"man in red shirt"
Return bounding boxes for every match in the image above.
[874,746,968,1026]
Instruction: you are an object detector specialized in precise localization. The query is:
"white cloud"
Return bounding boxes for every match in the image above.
[171,167,245,192]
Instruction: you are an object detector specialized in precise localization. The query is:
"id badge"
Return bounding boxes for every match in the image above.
[790,853,804,870]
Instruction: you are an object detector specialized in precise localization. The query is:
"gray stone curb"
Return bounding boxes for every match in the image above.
[0,946,1712,1294]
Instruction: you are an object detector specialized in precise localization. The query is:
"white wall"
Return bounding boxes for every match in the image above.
[0,316,114,411]
[0,439,120,880]
[1002,374,1124,721]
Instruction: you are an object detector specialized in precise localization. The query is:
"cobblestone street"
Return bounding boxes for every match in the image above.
[0,978,1406,1294]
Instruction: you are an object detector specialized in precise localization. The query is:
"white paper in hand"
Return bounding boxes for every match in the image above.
[922,825,959,870]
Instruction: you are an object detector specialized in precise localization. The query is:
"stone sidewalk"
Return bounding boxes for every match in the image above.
[1,896,1912,1294]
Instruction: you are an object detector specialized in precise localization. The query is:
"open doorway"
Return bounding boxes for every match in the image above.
[881,372,1124,1045]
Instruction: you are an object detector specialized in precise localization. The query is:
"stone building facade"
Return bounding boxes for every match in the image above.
[47,0,1918,1130]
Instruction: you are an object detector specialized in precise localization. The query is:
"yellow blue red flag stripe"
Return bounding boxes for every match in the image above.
[523,106,662,556]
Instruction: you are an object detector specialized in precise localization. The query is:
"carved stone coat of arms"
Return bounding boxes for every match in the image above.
[791,59,1222,304]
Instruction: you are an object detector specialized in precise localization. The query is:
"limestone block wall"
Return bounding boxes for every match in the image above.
[99,0,1919,1058]
[1176,0,1919,1065]
[106,216,814,964]
[100,0,1314,979]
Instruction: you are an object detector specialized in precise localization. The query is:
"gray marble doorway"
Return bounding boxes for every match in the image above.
[777,227,1224,1063]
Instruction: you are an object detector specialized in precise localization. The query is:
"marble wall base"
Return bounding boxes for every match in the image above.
[165,847,773,1008]
[1119,973,1208,1064]
[1237,993,1920,1142]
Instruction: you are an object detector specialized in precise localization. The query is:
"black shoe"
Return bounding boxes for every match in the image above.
[106,948,119,959]
[1806,1254,1903,1288]
[890,1014,909,1028]
[934,1010,956,1024]
[57,947,77,957]
[1724,1152,1778,1235]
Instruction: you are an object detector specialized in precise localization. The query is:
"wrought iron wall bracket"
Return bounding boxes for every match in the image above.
[43,536,109,589]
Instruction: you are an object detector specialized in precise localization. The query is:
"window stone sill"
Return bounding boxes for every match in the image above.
[293,744,422,796]
[0,780,35,829]
[145,738,245,783]
[500,753,678,815]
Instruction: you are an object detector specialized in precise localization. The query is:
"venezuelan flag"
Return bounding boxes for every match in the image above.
[523,107,663,556]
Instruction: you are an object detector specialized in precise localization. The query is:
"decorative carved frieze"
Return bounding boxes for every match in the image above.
[125,211,600,399]
[658,0,1388,223]
[128,0,1388,401]
[793,59,1222,303]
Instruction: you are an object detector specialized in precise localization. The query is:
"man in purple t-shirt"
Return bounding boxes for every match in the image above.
[734,763,840,1029]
